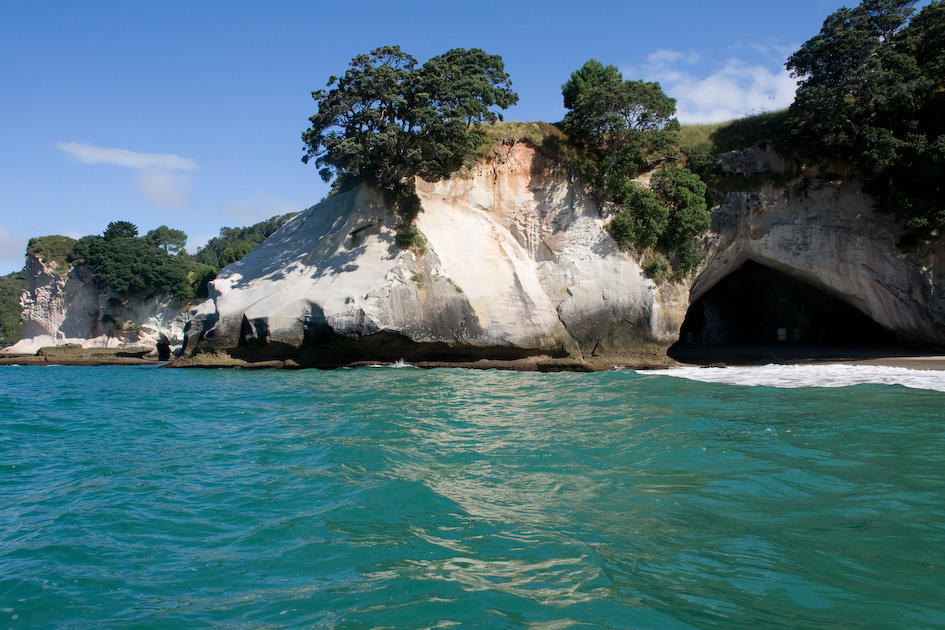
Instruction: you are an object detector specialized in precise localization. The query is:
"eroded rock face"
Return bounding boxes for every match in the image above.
[698,177,945,345]
[182,143,676,365]
[180,143,945,366]
[1,254,189,356]
[10,143,944,365]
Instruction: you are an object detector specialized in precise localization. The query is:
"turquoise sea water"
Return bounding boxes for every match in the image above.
[1,365,943,629]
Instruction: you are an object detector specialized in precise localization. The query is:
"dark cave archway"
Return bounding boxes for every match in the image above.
[670,260,901,363]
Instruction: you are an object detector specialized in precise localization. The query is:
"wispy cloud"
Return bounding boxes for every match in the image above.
[55,142,199,171]
[136,171,194,208]
[628,49,798,124]
[55,142,200,209]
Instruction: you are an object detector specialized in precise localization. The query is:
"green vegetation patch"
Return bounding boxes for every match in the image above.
[473,121,571,160]
[559,59,709,280]
[27,235,77,275]
[301,46,518,248]
[0,270,27,347]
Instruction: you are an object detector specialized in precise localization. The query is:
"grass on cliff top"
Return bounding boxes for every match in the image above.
[473,121,572,160]
[679,109,790,155]
[474,112,792,168]
[27,235,77,276]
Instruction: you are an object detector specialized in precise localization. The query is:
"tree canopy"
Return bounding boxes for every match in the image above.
[301,46,518,246]
[69,224,194,300]
[561,60,680,195]
[786,0,945,246]
[145,225,188,254]
[302,46,517,192]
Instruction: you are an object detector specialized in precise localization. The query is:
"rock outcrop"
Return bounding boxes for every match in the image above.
[8,141,944,367]
[696,176,945,346]
[178,141,945,368]
[1,253,188,357]
[181,143,679,367]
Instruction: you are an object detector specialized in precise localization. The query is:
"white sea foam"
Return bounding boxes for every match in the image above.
[368,359,416,369]
[637,363,945,392]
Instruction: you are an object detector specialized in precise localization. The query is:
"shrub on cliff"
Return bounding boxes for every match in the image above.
[607,165,708,277]
[301,45,518,244]
[561,60,680,194]
[26,235,77,276]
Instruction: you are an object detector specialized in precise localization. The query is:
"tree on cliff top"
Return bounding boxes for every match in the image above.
[301,46,518,245]
[561,60,706,280]
[561,59,679,196]
[786,0,945,246]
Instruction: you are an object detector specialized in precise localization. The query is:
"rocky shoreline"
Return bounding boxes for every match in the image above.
[0,345,159,367]
[5,342,945,372]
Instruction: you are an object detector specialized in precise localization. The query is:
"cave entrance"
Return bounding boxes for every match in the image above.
[670,260,900,364]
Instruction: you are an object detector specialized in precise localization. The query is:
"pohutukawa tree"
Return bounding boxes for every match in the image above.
[561,59,707,278]
[786,0,945,247]
[301,45,518,247]
[561,59,680,196]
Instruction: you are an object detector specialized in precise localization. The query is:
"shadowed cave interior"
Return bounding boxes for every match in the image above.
[669,260,903,364]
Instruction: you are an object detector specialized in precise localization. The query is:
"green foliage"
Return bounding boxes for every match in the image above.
[103,220,139,240]
[0,270,27,347]
[394,222,425,251]
[69,229,194,300]
[786,0,945,245]
[560,59,708,281]
[606,166,708,278]
[302,45,518,232]
[651,165,710,247]
[26,235,77,275]
[561,59,680,196]
[145,225,187,254]
[707,110,791,154]
[680,141,721,181]
[194,213,297,271]
[607,186,668,250]
[11,214,296,308]
[641,255,671,285]
[672,239,704,279]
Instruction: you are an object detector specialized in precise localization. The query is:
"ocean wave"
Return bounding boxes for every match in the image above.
[637,363,945,392]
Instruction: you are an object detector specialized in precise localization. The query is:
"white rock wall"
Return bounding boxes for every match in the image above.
[2,254,189,355]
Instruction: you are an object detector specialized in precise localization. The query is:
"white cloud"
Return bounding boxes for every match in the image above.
[135,170,194,209]
[55,142,199,171]
[55,142,200,210]
[629,49,798,124]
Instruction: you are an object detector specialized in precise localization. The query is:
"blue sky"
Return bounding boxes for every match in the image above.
[1,0,856,275]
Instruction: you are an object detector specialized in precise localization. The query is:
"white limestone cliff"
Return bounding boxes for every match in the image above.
[699,168,945,345]
[7,141,944,365]
[1,253,188,356]
[183,143,676,365]
[180,141,945,366]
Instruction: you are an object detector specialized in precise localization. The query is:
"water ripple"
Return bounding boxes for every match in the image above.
[1,365,943,628]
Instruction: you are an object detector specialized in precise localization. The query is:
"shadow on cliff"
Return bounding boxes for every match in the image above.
[220,201,402,291]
